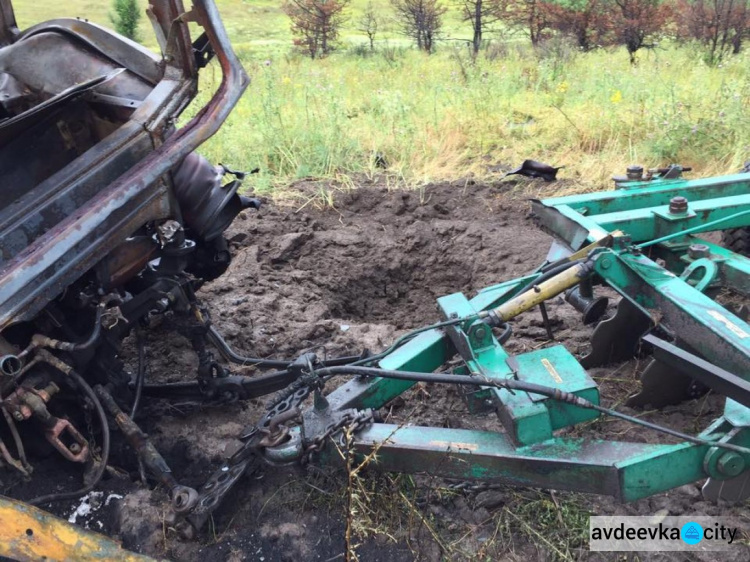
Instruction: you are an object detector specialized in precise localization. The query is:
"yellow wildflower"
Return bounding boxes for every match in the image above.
[556,81,569,93]
[610,90,623,104]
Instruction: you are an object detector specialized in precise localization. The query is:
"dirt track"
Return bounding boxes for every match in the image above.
[25,180,749,561]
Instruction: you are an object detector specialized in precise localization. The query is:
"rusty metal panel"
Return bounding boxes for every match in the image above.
[19,19,162,84]
[0,0,249,330]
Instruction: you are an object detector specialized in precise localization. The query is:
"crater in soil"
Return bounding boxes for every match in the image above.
[15,180,748,561]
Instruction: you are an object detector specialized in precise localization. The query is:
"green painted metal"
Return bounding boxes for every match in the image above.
[679,257,719,292]
[351,424,710,501]
[616,442,707,502]
[592,196,750,242]
[675,238,750,296]
[319,168,750,503]
[436,291,553,445]
[513,346,599,431]
[538,172,750,216]
[326,329,450,411]
[629,234,750,296]
[595,249,750,377]
[327,276,531,411]
[534,172,750,248]
[723,398,750,428]
[438,291,567,446]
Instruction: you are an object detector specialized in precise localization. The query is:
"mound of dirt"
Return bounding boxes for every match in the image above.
[206,182,548,353]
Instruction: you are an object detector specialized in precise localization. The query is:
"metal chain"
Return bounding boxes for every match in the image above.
[228,374,319,465]
[182,376,373,537]
[259,378,315,427]
[301,409,374,466]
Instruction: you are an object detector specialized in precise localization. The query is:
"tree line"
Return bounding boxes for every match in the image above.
[283,0,750,64]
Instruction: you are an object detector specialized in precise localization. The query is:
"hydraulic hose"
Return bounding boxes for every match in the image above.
[520,259,585,294]
[207,325,365,368]
[483,259,594,326]
[496,323,512,345]
[24,305,105,357]
[313,365,750,457]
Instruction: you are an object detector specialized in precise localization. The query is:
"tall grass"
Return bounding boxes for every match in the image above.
[13,1,750,192]
[192,41,750,193]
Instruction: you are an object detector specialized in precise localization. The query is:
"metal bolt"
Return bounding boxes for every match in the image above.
[688,243,710,260]
[669,196,688,215]
[599,257,612,270]
[717,452,745,477]
[473,325,487,341]
[626,165,644,180]
[69,443,82,454]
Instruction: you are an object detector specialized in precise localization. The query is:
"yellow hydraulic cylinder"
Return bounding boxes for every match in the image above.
[484,260,595,326]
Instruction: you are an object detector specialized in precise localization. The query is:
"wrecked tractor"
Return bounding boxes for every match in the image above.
[0,0,272,544]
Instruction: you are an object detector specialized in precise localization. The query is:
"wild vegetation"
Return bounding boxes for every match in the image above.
[15,0,750,194]
[109,0,141,40]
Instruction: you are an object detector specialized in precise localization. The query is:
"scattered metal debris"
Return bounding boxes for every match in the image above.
[504,159,564,181]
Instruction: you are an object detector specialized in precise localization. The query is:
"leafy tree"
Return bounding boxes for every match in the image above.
[674,0,749,64]
[501,0,555,46]
[391,0,448,52]
[547,0,610,51]
[612,0,671,63]
[110,0,141,41]
[458,0,505,54]
[283,0,351,58]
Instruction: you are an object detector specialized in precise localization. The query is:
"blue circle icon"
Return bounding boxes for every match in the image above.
[681,522,703,545]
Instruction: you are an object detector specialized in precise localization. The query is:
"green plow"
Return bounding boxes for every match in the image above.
[271,165,750,504]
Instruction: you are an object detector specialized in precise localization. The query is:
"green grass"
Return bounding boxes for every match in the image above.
[191,42,750,192]
[11,1,750,193]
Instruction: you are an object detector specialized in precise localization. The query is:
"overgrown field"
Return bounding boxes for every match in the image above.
[191,44,750,193]
[14,1,750,192]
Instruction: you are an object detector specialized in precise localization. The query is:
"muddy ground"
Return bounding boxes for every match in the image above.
[12,179,750,561]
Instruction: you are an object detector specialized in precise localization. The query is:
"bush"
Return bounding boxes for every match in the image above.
[674,0,750,65]
[283,0,351,59]
[110,0,141,41]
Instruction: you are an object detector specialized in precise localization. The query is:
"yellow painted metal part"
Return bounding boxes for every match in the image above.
[492,262,590,322]
[0,495,156,562]
[566,232,619,261]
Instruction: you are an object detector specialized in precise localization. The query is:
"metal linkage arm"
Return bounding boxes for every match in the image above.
[350,424,706,502]
[532,172,750,249]
[596,250,750,379]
